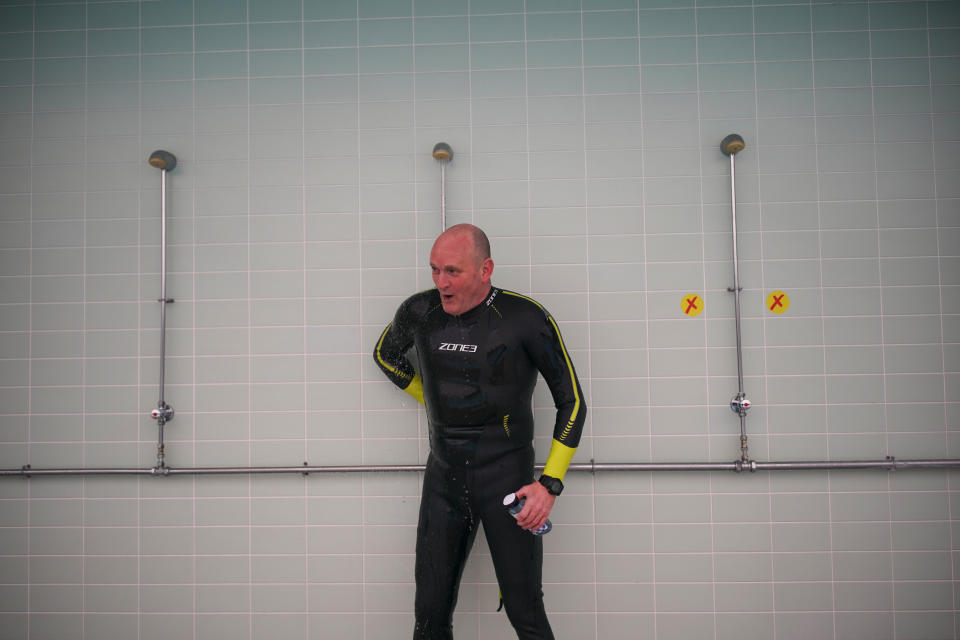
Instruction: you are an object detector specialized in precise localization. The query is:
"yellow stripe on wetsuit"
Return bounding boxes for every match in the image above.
[501,291,582,481]
[500,291,583,436]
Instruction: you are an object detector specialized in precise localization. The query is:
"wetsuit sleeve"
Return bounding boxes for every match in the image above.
[373,299,425,404]
[525,303,586,482]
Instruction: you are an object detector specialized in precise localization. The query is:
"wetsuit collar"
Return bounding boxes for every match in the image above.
[449,285,498,319]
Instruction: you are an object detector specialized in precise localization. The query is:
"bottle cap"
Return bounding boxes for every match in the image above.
[502,493,517,507]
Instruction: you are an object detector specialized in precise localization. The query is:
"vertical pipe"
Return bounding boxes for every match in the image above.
[440,162,447,230]
[720,134,749,461]
[158,164,168,466]
[158,164,169,405]
[148,150,177,468]
[729,151,745,397]
[432,143,453,230]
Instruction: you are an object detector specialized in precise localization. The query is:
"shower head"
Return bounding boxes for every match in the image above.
[149,150,177,171]
[720,134,745,156]
[432,142,453,162]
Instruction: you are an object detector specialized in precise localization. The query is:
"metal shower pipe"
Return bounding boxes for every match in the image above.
[147,150,177,468]
[8,141,958,478]
[432,142,453,230]
[4,457,960,478]
[720,134,750,461]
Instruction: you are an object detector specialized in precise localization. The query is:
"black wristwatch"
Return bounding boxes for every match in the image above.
[538,474,564,496]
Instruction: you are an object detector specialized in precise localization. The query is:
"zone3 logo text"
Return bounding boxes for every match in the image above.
[439,342,478,352]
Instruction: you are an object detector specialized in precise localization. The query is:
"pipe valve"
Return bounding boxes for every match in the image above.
[151,402,174,423]
[730,393,751,416]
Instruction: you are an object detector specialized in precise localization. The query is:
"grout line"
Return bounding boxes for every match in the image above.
[245,5,253,639]
[866,8,897,639]
[576,4,600,635]
[300,2,309,637]
[24,4,37,637]
[806,3,839,638]
[925,2,958,635]
[694,4,718,637]
[81,1,89,633]
[134,0,143,634]
[353,6,367,637]
[192,4,201,637]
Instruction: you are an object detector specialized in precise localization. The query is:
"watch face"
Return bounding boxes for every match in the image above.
[539,476,563,495]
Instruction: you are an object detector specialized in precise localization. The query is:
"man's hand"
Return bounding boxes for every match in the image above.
[514,481,556,531]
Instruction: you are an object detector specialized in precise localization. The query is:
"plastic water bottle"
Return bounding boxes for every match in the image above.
[503,492,551,535]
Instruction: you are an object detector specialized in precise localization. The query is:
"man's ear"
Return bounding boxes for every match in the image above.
[480,257,494,282]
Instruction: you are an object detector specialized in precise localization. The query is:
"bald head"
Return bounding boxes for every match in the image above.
[437,223,490,266]
[430,224,494,315]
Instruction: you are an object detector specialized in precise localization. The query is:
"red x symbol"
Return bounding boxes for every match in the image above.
[684,296,699,314]
[769,294,785,311]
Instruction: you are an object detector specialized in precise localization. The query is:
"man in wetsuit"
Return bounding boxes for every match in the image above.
[373,224,586,640]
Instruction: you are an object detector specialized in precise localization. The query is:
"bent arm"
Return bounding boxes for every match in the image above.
[527,306,586,482]
[373,311,424,405]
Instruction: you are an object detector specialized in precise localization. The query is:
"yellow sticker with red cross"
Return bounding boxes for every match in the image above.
[767,290,789,314]
[681,294,703,317]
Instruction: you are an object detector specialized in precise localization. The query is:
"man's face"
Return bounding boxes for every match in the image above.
[429,231,493,316]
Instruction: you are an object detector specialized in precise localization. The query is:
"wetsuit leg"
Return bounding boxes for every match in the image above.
[474,448,555,640]
[413,455,478,640]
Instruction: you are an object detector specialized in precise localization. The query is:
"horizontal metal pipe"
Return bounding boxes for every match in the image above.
[4,458,960,478]
[752,459,960,471]
[2,467,155,477]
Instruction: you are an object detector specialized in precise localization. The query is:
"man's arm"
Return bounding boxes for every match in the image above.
[530,306,586,482]
[506,293,586,530]
[372,302,425,405]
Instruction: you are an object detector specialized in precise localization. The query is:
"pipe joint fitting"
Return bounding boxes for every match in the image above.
[733,459,758,473]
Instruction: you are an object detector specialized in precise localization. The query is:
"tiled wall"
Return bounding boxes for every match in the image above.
[0,0,958,638]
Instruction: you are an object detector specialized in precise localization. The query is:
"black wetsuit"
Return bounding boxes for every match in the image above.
[374,286,585,640]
